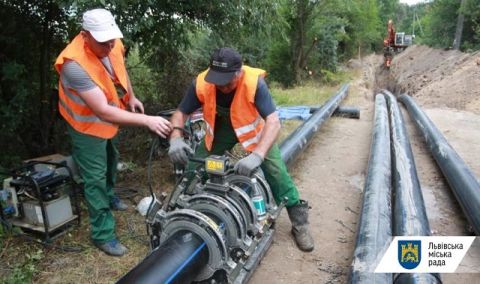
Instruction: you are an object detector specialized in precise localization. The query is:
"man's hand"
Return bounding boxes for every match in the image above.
[129,96,144,113]
[168,137,193,165]
[234,152,264,176]
[145,116,172,138]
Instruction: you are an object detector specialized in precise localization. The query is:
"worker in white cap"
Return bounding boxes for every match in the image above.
[54,8,172,256]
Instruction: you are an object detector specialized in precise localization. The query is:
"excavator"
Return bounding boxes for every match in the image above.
[383,19,413,68]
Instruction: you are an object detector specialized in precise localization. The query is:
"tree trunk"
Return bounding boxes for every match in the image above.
[453,0,466,50]
[38,3,55,154]
[291,0,314,83]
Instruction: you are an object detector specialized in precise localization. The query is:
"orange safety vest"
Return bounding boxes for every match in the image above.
[196,65,266,152]
[54,33,130,139]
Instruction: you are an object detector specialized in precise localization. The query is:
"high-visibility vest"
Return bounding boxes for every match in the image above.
[54,33,130,139]
[196,65,266,152]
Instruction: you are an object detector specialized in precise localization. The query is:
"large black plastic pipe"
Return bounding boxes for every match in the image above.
[399,94,480,235]
[119,85,350,283]
[280,84,349,166]
[383,91,441,284]
[310,106,360,119]
[349,94,392,283]
[117,231,208,284]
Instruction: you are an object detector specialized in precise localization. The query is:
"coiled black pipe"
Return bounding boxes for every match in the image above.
[280,84,349,166]
[117,231,208,284]
[399,94,480,235]
[349,94,392,283]
[383,91,441,284]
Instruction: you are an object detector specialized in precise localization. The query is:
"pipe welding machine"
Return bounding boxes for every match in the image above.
[118,154,285,284]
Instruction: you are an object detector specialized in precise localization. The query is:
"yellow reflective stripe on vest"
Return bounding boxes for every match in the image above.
[59,98,115,125]
[205,121,214,136]
[234,116,262,136]
[241,131,263,149]
[62,85,119,108]
[61,81,86,106]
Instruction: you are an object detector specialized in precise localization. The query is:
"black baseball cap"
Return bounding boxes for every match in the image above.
[205,47,242,85]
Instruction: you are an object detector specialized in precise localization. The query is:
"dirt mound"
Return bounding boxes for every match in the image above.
[391,45,480,113]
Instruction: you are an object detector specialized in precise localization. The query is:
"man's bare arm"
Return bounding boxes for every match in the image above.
[253,112,281,158]
[169,110,190,140]
[78,86,171,137]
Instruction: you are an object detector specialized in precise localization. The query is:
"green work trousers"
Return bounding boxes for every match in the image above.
[67,125,118,243]
[187,106,300,207]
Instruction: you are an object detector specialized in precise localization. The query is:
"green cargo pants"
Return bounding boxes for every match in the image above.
[187,106,300,207]
[68,125,118,243]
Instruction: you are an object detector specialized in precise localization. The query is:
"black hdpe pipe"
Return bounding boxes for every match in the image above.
[117,231,208,284]
[399,94,480,235]
[280,84,349,166]
[349,94,392,283]
[384,91,441,284]
[119,85,350,283]
[311,106,360,119]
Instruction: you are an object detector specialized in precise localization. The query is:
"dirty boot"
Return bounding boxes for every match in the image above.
[95,239,128,256]
[111,196,128,211]
[287,200,314,252]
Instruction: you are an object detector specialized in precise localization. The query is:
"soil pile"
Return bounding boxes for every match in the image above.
[392,45,480,113]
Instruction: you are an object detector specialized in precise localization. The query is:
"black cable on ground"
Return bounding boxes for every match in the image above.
[114,186,140,199]
[0,215,85,253]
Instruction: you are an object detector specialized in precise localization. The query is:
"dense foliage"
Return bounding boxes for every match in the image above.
[1,0,479,169]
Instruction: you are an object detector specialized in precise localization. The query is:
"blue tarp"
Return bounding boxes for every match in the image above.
[276,106,313,121]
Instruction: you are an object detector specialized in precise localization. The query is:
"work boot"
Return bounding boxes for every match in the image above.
[111,196,128,211]
[95,239,128,256]
[287,200,315,252]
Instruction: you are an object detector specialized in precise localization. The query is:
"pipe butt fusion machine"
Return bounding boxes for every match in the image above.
[119,155,285,284]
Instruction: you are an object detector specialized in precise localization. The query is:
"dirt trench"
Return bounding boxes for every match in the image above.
[250,47,480,283]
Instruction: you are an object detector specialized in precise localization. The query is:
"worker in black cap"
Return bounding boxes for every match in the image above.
[168,47,314,252]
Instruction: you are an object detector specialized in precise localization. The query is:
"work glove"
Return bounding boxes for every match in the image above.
[234,152,264,176]
[168,137,193,165]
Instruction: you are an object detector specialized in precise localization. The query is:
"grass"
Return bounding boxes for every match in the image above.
[272,83,338,107]
[271,70,356,142]
[0,69,357,284]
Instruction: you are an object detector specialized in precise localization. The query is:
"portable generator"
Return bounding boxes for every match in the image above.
[0,156,80,241]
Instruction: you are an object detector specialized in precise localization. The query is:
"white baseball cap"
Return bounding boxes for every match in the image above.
[82,9,123,42]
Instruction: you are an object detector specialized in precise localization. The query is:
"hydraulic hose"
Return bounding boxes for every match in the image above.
[349,94,392,283]
[117,231,208,284]
[399,94,480,235]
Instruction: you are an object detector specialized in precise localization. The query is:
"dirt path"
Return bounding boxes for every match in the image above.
[251,57,376,284]
[251,52,480,283]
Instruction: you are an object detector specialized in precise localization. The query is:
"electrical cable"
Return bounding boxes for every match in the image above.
[0,215,85,253]
[146,136,160,219]
[114,186,140,199]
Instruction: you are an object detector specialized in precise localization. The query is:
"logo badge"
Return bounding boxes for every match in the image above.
[398,240,421,269]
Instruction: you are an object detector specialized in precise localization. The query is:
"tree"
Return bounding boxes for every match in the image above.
[420,0,480,50]
[453,0,467,50]
[0,0,73,166]
[0,0,277,168]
